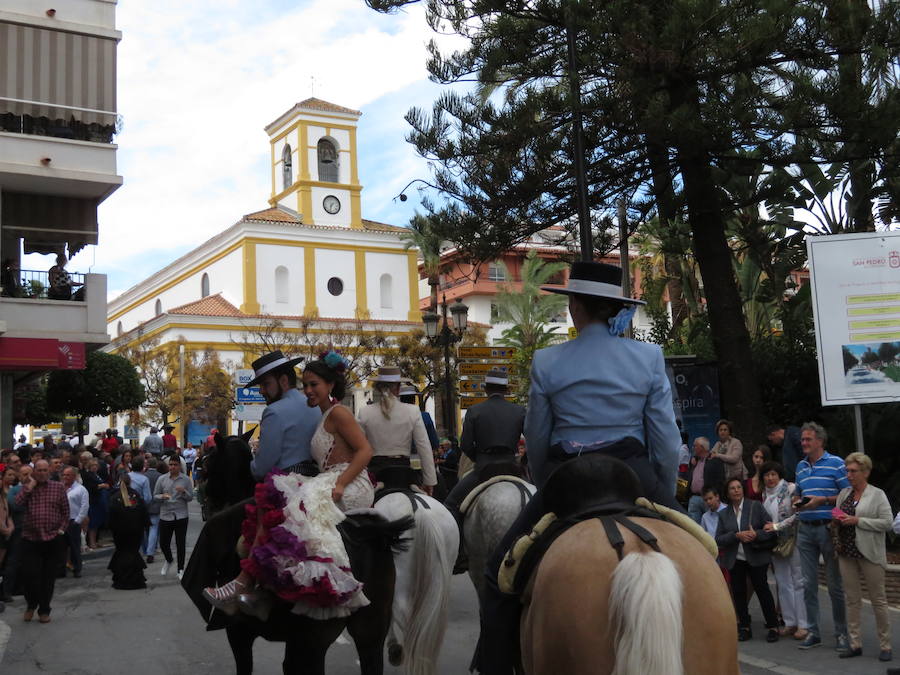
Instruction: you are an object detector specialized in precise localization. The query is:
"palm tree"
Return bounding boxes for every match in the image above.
[400,212,444,312]
[495,250,569,401]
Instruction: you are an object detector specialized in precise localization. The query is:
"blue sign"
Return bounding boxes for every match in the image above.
[235,386,265,404]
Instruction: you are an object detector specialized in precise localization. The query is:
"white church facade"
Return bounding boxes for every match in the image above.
[99,99,422,443]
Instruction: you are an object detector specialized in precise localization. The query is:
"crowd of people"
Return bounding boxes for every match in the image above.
[684,419,897,662]
[0,426,206,619]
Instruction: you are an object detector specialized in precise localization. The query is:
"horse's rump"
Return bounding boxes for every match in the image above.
[521,518,738,675]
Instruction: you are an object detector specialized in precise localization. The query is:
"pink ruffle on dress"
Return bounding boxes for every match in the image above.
[240,406,374,619]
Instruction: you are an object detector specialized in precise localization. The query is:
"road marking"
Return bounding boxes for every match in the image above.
[738,653,816,675]
[0,619,10,665]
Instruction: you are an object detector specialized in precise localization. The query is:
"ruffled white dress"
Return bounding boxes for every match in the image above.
[243,405,375,619]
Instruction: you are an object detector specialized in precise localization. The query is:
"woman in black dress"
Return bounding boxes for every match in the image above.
[107,474,149,590]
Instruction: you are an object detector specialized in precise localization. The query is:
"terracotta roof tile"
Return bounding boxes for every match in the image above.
[243,207,301,223]
[167,293,243,317]
[296,98,362,116]
[362,219,406,233]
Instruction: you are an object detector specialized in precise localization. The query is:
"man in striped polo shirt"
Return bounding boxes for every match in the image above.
[794,421,850,652]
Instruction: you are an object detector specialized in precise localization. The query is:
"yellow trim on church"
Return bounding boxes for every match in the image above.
[355,251,369,318]
[407,252,421,322]
[304,245,318,316]
[241,241,260,314]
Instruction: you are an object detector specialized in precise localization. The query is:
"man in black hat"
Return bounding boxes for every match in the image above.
[443,368,525,572]
[477,261,682,674]
[247,350,321,480]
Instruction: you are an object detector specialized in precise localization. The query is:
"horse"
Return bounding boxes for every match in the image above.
[201,431,256,518]
[515,454,739,675]
[184,436,412,674]
[462,473,536,605]
[373,481,458,675]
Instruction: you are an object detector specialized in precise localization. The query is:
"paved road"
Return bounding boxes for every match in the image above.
[1,502,897,673]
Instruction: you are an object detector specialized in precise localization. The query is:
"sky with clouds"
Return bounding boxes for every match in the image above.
[52,0,465,299]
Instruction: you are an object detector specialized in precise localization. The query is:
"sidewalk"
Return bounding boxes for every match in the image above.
[738,581,899,674]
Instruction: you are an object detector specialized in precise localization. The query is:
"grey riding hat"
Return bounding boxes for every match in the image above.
[541,261,645,305]
[247,350,305,386]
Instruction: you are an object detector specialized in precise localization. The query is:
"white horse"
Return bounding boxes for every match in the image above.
[460,475,536,671]
[461,476,536,605]
[374,491,458,675]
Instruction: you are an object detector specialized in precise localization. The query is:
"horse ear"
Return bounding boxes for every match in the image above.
[241,426,258,443]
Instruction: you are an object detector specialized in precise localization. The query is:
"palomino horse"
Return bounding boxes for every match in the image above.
[517,455,738,675]
[374,488,458,675]
[182,497,412,675]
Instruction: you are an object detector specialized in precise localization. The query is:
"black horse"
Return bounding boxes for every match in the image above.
[202,431,256,518]
[182,435,412,674]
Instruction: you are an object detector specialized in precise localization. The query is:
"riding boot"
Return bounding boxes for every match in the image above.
[453,510,468,575]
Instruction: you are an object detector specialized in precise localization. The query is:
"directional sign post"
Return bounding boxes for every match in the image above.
[458,362,512,377]
[457,346,517,360]
[460,395,517,409]
[236,386,266,404]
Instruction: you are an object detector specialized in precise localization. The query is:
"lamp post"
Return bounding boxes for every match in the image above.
[422,295,469,443]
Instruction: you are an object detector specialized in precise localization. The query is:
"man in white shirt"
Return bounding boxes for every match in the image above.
[62,467,89,578]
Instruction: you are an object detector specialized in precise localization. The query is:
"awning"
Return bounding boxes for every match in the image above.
[0,21,117,125]
[0,337,87,370]
[2,191,99,256]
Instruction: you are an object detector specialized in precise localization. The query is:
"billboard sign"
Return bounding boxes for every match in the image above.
[808,231,900,405]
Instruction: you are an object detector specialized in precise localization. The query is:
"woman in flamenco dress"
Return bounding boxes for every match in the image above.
[203,351,375,619]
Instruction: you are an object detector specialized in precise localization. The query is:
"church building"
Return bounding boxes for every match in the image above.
[101,99,422,442]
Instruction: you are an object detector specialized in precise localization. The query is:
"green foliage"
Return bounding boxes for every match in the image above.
[494,250,568,401]
[47,351,145,420]
[18,379,63,427]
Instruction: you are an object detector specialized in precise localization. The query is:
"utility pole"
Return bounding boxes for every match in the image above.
[565,1,593,262]
[618,198,633,337]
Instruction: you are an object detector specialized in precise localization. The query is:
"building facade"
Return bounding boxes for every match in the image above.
[102,99,423,443]
[0,0,121,444]
[421,228,660,344]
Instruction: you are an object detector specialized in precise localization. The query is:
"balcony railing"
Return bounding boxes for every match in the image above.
[0,112,117,144]
[1,269,86,301]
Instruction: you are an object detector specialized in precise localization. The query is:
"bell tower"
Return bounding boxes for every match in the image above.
[264,98,363,229]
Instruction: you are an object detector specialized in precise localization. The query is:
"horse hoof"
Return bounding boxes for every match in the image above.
[388,643,403,666]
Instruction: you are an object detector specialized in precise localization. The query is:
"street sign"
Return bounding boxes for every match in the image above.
[457,346,517,360]
[234,404,265,422]
[459,378,518,393]
[124,425,139,440]
[458,362,512,376]
[235,386,265,404]
[235,368,255,386]
[460,395,517,409]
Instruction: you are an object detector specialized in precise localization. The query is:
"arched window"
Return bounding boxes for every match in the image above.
[154,299,162,316]
[201,273,210,298]
[379,273,393,309]
[275,265,289,303]
[117,321,123,336]
[282,144,293,190]
[317,138,338,183]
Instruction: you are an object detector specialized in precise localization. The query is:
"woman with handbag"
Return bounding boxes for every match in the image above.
[832,452,893,661]
[761,461,810,640]
[716,477,780,642]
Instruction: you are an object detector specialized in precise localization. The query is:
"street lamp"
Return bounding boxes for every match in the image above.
[423,296,469,443]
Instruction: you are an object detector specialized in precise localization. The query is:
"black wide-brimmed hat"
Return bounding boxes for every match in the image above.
[541,262,645,305]
[247,350,304,386]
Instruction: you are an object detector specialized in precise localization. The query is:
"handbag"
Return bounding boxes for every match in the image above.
[772,522,798,558]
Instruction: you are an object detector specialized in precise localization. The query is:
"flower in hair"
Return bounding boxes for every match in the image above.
[320,349,349,373]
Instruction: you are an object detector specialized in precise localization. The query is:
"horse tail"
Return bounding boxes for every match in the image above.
[609,551,683,675]
[403,505,454,675]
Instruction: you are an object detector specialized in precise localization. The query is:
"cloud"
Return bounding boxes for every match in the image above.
[68,0,462,299]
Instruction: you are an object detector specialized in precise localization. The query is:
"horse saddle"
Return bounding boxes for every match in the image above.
[460,475,532,516]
